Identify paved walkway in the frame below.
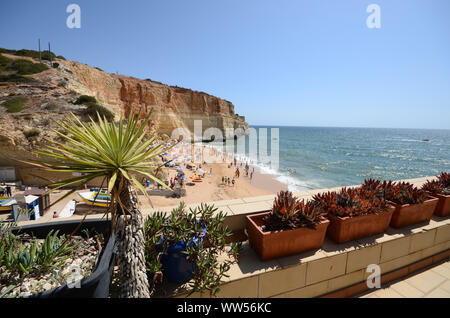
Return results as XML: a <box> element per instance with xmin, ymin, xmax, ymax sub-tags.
<box><xmin>358</xmin><ymin>259</ymin><xmax>450</xmax><ymax>298</ymax></box>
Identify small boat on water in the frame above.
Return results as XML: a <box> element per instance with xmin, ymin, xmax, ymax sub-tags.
<box><xmin>78</xmin><ymin>189</ymin><xmax>111</xmax><ymax>207</ymax></box>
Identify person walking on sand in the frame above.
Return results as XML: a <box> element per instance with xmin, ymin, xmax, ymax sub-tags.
<box><xmin>232</xmin><ymin>178</ymin><xmax>235</xmax><ymax>187</ymax></box>
<box><xmin>227</xmin><ymin>177</ymin><xmax>231</xmax><ymax>187</ymax></box>
<box><xmin>6</xmin><ymin>185</ymin><xmax>12</xmax><ymax>197</ymax></box>
<box><xmin>250</xmin><ymin>171</ymin><xmax>254</xmax><ymax>182</ymax></box>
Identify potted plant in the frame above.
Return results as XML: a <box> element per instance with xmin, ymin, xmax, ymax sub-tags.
<box><xmin>313</xmin><ymin>181</ymin><xmax>395</xmax><ymax>243</ymax></box>
<box><xmin>246</xmin><ymin>191</ymin><xmax>329</xmax><ymax>261</ymax></box>
<box><xmin>422</xmin><ymin>172</ymin><xmax>450</xmax><ymax>217</ymax></box>
<box><xmin>383</xmin><ymin>181</ymin><xmax>438</xmax><ymax>228</ymax></box>
<box><xmin>143</xmin><ymin>202</ymin><xmax>240</xmax><ymax>297</ymax></box>
<box><xmin>1</xmin><ymin>218</ymin><xmax>114</xmax><ymax>298</ymax></box>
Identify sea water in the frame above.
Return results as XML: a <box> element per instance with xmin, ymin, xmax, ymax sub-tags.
<box><xmin>217</xmin><ymin>126</ymin><xmax>450</xmax><ymax>192</ymax></box>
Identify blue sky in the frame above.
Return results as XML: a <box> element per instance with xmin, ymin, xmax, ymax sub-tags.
<box><xmin>1</xmin><ymin>0</ymin><xmax>449</xmax><ymax>129</ymax></box>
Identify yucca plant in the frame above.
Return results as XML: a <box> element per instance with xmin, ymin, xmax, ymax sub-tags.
<box><xmin>29</xmin><ymin>111</ymin><xmax>172</xmax><ymax>298</ymax></box>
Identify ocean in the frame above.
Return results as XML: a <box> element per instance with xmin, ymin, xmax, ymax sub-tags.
<box><xmin>217</xmin><ymin>126</ymin><xmax>450</xmax><ymax>192</ymax></box>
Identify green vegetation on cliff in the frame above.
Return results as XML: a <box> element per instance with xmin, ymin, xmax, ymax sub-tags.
<box><xmin>0</xmin><ymin>48</ymin><xmax>62</xmax><ymax>61</ymax></box>
<box><xmin>0</xmin><ymin>53</ymin><xmax>49</xmax><ymax>82</ymax></box>
<box><xmin>74</xmin><ymin>95</ymin><xmax>114</xmax><ymax>122</ymax></box>
<box><xmin>2</xmin><ymin>97</ymin><xmax>27</xmax><ymax>113</ymax></box>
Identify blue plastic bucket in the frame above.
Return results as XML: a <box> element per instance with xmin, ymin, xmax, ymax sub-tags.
<box><xmin>158</xmin><ymin>226</ymin><xmax>207</xmax><ymax>283</ymax></box>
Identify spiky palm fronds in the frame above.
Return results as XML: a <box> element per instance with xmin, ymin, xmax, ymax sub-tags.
<box><xmin>30</xmin><ymin>111</ymin><xmax>172</xmax><ymax>216</ymax></box>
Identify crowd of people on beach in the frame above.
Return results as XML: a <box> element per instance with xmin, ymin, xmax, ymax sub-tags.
<box><xmin>144</xmin><ymin>140</ymin><xmax>261</xmax><ymax>197</ymax></box>
<box><xmin>221</xmin><ymin>157</ymin><xmax>256</xmax><ymax>188</ymax></box>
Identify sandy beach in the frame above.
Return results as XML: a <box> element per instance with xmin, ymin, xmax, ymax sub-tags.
<box><xmin>138</xmin><ymin>142</ymin><xmax>288</xmax><ymax>209</ymax></box>
<box><xmin>141</xmin><ymin>160</ymin><xmax>287</xmax><ymax>209</ymax></box>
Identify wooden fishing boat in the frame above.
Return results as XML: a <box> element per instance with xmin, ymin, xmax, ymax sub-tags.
<box><xmin>78</xmin><ymin>190</ymin><xmax>111</xmax><ymax>207</ymax></box>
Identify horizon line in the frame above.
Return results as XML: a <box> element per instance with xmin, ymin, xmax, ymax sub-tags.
<box><xmin>248</xmin><ymin>124</ymin><xmax>450</xmax><ymax>131</ymax></box>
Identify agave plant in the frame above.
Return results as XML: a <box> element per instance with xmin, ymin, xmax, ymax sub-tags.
<box><xmin>422</xmin><ymin>172</ymin><xmax>450</xmax><ymax>195</ymax></box>
<box><xmin>263</xmin><ymin>191</ymin><xmax>324</xmax><ymax>231</ymax></box>
<box><xmin>29</xmin><ymin>111</ymin><xmax>172</xmax><ymax>298</ymax></box>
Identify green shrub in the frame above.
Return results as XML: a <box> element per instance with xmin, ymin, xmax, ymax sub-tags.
<box><xmin>0</xmin><ymin>54</ymin><xmax>11</xmax><ymax>67</ymax></box>
<box><xmin>84</xmin><ymin>102</ymin><xmax>114</xmax><ymax>121</ymax></box>
<box><xmin>7</xmin><ymin>59</ymin><xmax>48</xmax><ymax>75</ymax></box>
<box><xmin>0</xmin><ymin>48</ymin><xmax>60</xmax><ymax>61</ymax></box>
<box><xmin>8</xmin><ymin>92</ymin><xmax>16</xmax><ymax>96</ymax></box>
<box><xmin>143</xmin><ymin>203</ymin><xmax>241</xmax><ymax>296</ymax></box>
<box><xmin>74</xmin><ymin>95</ymin><xmax>97</xmax><ymax>105</ymax></box>
<box><xmin>23</xmin><ymin>129</ymin><xmax>41</xmax><ymax>139</ymax></box>
<box><xmin>2</xmin><ymin>97</ymin><xmax>27</xmax><ymax>113</ymax></box>
<box><xmin>52</xmin><ymin>62</ymin><xmax>59</xmax><ymax>68</ymax></box>
<box><xmin>0</xmin><ymin>74</ymin><xmax>32</xmax><ymax>83</ymax></box>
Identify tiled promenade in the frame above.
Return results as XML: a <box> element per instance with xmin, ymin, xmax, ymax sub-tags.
<box><xmin>358</xmin><ymin>259</ymin><xmax>450</xmax><ymax>298</ymax></box>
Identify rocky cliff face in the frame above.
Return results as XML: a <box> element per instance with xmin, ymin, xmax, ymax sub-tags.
<box><xmin>0</xmin><ymin>54</ymin><xmax>248</xmax><ymax>162</ymax></box>
<box><xmin>61</xmin><ymin>60</ymin><xmax>248</xmax><ymax>140</ymax></box>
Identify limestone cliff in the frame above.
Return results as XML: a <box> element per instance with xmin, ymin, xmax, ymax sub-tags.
<box><xmin>59</xmin><ymin>60</ymin><xmax>248</xmax><ymax>140</ymax></box>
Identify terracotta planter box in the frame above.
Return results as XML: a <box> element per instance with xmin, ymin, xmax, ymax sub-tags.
<box><xmin>246</xmin><ymin>212</ymin><xmax>329</xmax><ymax>261</ymax></box>
<box><xmin>389</xmin><ymin>197</ymin><xmax>439</xmax><ymax>228</ymax></box>
<box><xmin>431</xmin><ymin>193</ymin><xmax>450</xmax><ymax>217</ymax></box>
<box><xmin>326</xmin><ymin>206</ymin><xmax>395</xmax><ymax>244</ymax></box>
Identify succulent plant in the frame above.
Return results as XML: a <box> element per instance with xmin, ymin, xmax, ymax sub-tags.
<box><xmin>312</xmin><ymin>186</ymin><xmax>390</xmax><ymax>218</ymax></box>
<box><xmin>263</xmin><ymin>191</ymin><xmax>324</xmax><ymax>231</ymax></box>
<box><xmin>0</xmin><ymin>222</ymin><xmax>77</xmax><ymax>277</ymax></box>
<box><xmin>384</xmin><ymin>181</ymin><xmax>428</xmax><ymax>205</ymax></box>
<box><xmin>361</xmin><ymin>178</ymin><xmax>385</xmax><ymax>200</ymax></box>
<box><xmin>272</xmin><ymin>191</ymin><xmax>301</xmax><ymax>222</ymax></box>
<box><xmin>422</xmin><ymin>172</ymin><xmax>450</xmax><ymax>195</ymax></box>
